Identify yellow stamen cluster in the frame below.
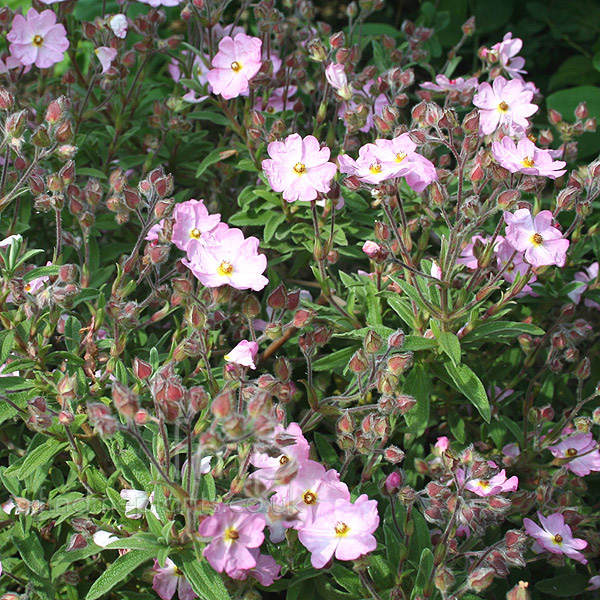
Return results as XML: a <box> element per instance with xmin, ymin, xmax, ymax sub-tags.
<box><xmin>553</xmin><ymin>534</ymin><xmax>563</xmax><ymax>544</ymax></box>
<box><xmin>190</xmin><ymin>228</ymin><xmax>201</xmax><ymax>239</ymax></box>
<box><xmin>32</xmin><ymin>34</ymin><xmax>44</xmax><ymax>47</ymax></box>
<box><xmin>334</xmin><ymin>521</ymin><xmax>350</xmax><ymax>536</ymax></box>
<box><xmin>497</xmin><ymin>101</ymin><xmax>509</xmax><ymax>113</ymax></box>
<box><xmin>224</xmin><ymin>527</ymin><xmax>240</xmax><ymax>541</ymax></box>
<box><xmin>566</xmin><ymin>448</ymin><xmax>578</xmax><ymax>457</ymax></box>
<box><xmin>217</xmin><ymin>260</ymin><xmax>234</xmax><ymax>277</ymax></box>
<box><xmin>521</xmin><ymin>156</ymin><xmax>535</xmax><ymax>168</ymax></box>
<box><xmin>303</xmin><ymin>491</ymin><xmax>317</xmax><ymax>505</ymax></box>
<box><xmin>369</xmin><ymin>163</ymin><xmax>382</xmax><ymax>174</ymax></box>
<box><xmin>230</xmin><ymin>61</ymin><xmax>242</xmax><ymax>72</ymax></box>
<box><xmin>531</xmin><ymin>233</ymin><xmax>543</xmax><ymax>246</ymax></box>
<box><xmin>293</xmin><ymin>162</ymin><xmax>306</xmax><ymax>174</ymax></box>
<box><xmin>395</xmin><ymin>152</ymin><xmax>407</xmax><ymax>163</ymax></box>
<box><xmin>279</xmin><ymin>455</ymin><xmax>289</xmax><ymax>465</ymax></box>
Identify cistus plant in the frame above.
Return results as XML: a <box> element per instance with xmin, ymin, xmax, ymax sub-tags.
<box><xmin>0</xmin><ymin>0</ymin><xmax>598</xmax><ymax>599</ymax></box>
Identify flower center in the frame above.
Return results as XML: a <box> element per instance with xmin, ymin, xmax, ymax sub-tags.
<box><xmin>334</xmin><ymin>521</ymin><xmax>350</xmax><ymax>536</ymax></box>
<box><xmin>190</xmin><ymin>228</ymin><xmax>201</xmax><ymax>239</ymax></box>
<box><xmin>230</xmin><ymin>61</ymin><xmax>242</xmax><ymax>72</ymax></box>
<box><xmin>174</xmin><ymin>567</ymin><xmax>184</xmax><ymax>576</ymax></box>
<box><xmin>25</xmin><ymin>283</ymin><xmax>31</xmax><ymax>292</ymax></box>
<box><xmin>217</xmin><ymin>260</ymin><xmax>234</xmax><ymax>277</ymax></box>
<box><xmin>478</xmin><ymin>480</ymin><xmax>490</xmax><ymax>489</ymax></box>
<box><xmin>267</xmin><ymin>106</ymin><xmax>275</xmax><ymax>113</ymax></box>
<box><xmin>553</xmin><ymin>534</ymin><xmax>563</xmax><ymax>544</ymax></box>
<box><xmin>293</xmin><ymin>162</ymin><xmax>306</xmax><ymax>174</ymax></box>
<box><xmin>497</xmin><ymin>101</ymin><xmax>509</xmax><ymax>113</ymax></box>
<box><xmin>531</xmin><ymin>233</ymin><xmax>544</xmax><ymax>246</ymax></box>
<box><xmin>303</xmin><ymin>491</ymin><xmax>317</xmax><ymax>505</ymax></box>
<box><xmin>32</xmin><ymin>34</ymin><xmax>44</xmax><ymax>47</ymax></box>
<box><xmin>566</xmin><ymin>448</ymin><xmax>578</xmax><ymax>457</ymax></box>
<box><xmin>224</xmin><ymin>527</ymin><xmax>239</xmax><ymax>541</ymax></box>
<box><xmin>279</xmin><ymin>455</ymin><xmax>289</xmax><ymax>465</ymax></box>
<box><xmin>521</xmin><ymin>156</ymin><xmax>535</xmax><ymax>168</ymax></box>
<box><xmin>369</xmin><ymin>162</ymin><xmax>382</xmax><ymax>174</ymax></box>
<box><xmin>395</xmin><ymin>152</ymin><xmax>407</xmax><ymax>163</ymax></box>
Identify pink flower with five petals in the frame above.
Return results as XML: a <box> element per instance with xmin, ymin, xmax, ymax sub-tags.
<box><xmin>152</xmin><ymin>558</ymin><xmax>197</xmax><ymax>600</ymax></box>
<box><xmin>171</xmin><ymin>199</ymin><xmax>224</xmax><ymax>253</ymax></box>
<box><xmin>225</xmin><ymin>340</ymin><xmax>259</xmax><ymax>370</ymax></box>
<box><xmin>548</xmin><ymin>433</ymin><xmax>600</xmax><ymax>477</ymax></box>
<box><xmin>491</xmin><ymin>137</ymin><xmax>566</xmax><ymax>178</ymax></box>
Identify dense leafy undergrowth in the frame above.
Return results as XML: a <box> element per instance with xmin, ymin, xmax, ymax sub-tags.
<box><xmin>0</xmin><ymin>0</ymin><xmax>599</xmax><ymax>599</ymax></box>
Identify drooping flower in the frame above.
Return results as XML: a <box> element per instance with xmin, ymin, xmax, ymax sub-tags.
<box><xmin>473</xmin><ymin>76</ymin><xmax>538</xmax><ymax>135</ymax></box>
<box><xmin>7</xmin><ymin>9</ymin><xmax>69</xmax><ymax>69</ymax></box>
<box><xmin>171</xmin><ymin>199</ymin><xmax>224</xmax><ymax>253</ymax></box>
<box><xmin>548</xmin><ymin>433</ymin><xmax>600</xmax><ymax>477</ymax></box>
<box><xmin>152</xmin><ymin>558</ymin><xmax>197</xmax><ymax>600</ymax></box>
<box><xmin>503</xmin><ymin>209</ymin><xmax>569</xmax><ymax>268</ymax></box>
<box><xmin>198</xmin><ymin>505</ymin><xmax>266</xmax><ymax>577</ymax></box>
<box><xmin>109</xmin><ymin>14</ymin><xmax>128</xmax><ymax>39</ymax></box>
<box><xmin>298</xmin><ymin>495</ymin><xmax>379</xmax><ymax>568</ymax></box>
<box><xmin>168</xmin><ymin>51</ymin><xmax>211</xmax><ymax>103</ymax></box>
<box><xmin>567</xmin><ymin>262</ymin><xmax>600</xmax><ymax>309</ymax></box>
<box><xmin>325</xmin><ymin>63</ymin><xmax>352</xmax><ymax>100</ymax></box>
<box><xmin>120</xmin><ymin>489</ymin><xmax>157</xmax><ymax>519</ymax></box>
<box><xmin>92</xmin><ymin>530</ymin><xmax>119</xmax><ymax>548</ymax></box>
<box><xmin>493</xmin><ymin>33</ymin><xmax>527</xmax><ymax>80</ymax></box>
<box><xmin>262</xmin><ymin>134</ymin><xmax>337</xmax><ymax>202</ymax></box>
<box><xmin>491</xmin><ymin>137</ymin><xmax>566</xmax><ymax>178</ymax></box>
<box><xmin>457</xmin><ymin>235</ymin><xmax>494</xmax><ymax>270</ymax></box>
<box><xmin>338</xmin><ymin>80</ymin><xmax>388</xmax><ymax>133</ymax></box>
<box><xmin>228</xmin><ymin>549</ymin><xmax>282</xmax><ymax>585</ymax></box>
<box><xmin>207</xmin><ymin>33</ymin><xmax>262</xmax><ymax>100</ymax></box>
<box><xmin>225</xmin><ymin>340</ymin><xmax>259</xmax><ymax>370</ymax></box>
<box><xmin>523</xmin><ymin>512</ymin><xmax>587</xmax><ymax>564</ymax></box>
<box><xmin>0</xmin><ymin>234</ymin><xmax>22</xmax><ymax>248</ymax></box>
<box><xmin>587</xmin><ymin>576</ymin><xmax>600</xmax><ymax>591</ymax></box>
<box><xmin>95</xmin><ymin>46</ymin><xmax>117</xmax><ymax>74</ymax></box>
<box><xmin>145</xmin><ymin>219</ymin><xmax>165</xmax><ymax>242</ymax></box>
<box><xmin>212</xmin><ymin>24</ymin><xmax>246</xmax><ymax>44</ymax></box>
<box><xmin>435</xmin><ymin>436</ymin><xmax>449</xmax><ymax>452</ymax></box>
<box><xmin>502</xmin><ymin>443</ymin><xmax>521</xmax><ymax>466</ymax></box>
<box><xmin>420</xmin><ymin>74</ymin><xmax>478</xmax><ymax>93</ymax></box>
<box><xmin>183</xmin><ymin>228</ymin><xmax>268</xmax><ymax>291</ymax></box>
<box><xmin>271</xmin><ymin>460</ymin><xmax>350</xmax><ymax>527</ymax></box>
<box><xmin>254</xmin><ymin>86</ymin><xmax>297</xmax><ymax>113</ymax></box>
<box><xmin>464</xmin><ymin>469</ymin><xmax>518</xmax><ymax>496</ymax></box>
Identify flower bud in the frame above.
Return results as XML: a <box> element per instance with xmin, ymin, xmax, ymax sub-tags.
<box><xmin>0</xmin><ymin>88</ymin><xmax>14</xmax><ymax>110</ymax></box>
<box><xmin>383</xmin><ymin>471</ymin><xmax>402</xmax><ymax>495</ymax></box>
<box><xmin>267</xmin><ymin>283</ymin><xmax>287</xmax><ymax>310</ymax></box>
<box><xmin>575</xmin><ymin>102</ymin><xmax>588</xmax><ymax>120</ymax></box>
<box><xmin>112</xmin><ymin>382</ymin><xmax>139</xmax><ymax>417</ymax></box>
<box><xmin>548</xmin><ymin>108</ymin><xmax>562</xmax><ymax>125</ymax></box>
<box><xmin>348</xmin><ymin>349</ymin><xmax>368</xmax><ymax>373</ymax></box>
<box><xmin>364</xmin><ymin>329</ymin><xmax>383</xmax><ymax>353</ymax></box>
<box><xmin>467</xmin><ymin>567</ymin><xmax>495</xmax><ymax>592</ymax></box>
<box><xmin>384</xmin><ymin>445</ymin><xmax>405</xmax><ymax>463</ymax></box>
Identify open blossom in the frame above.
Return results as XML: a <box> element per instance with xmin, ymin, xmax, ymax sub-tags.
<box><xmin>137</xmin><ymin>0</ymin><xmax>182</xmax><ymax>6</ymax></box>
<box><xmin>183</xmin><ymin>228</ymin><xmax>268</xmax><ymax>291</ymax></box>
<box><xmin>199</xmin><ymin>505</ymin><xmax>266</xmax><ymax>577</ymax></box>
<box><xmin>493</xmin><ymin>33</ymin><xmax>526</xmax><ymax>80</ymax></box>
<box><xmin>172</xmin><ymin>199</ymin><xmax>224</xmax><ymax>252</ymax></box>
<box><xmin>7</xmin><ymin>9</ymin><xmax>69</xmax><ymax>69</ymax></box>
<box><xmin>152</xmin><ymin>558</ymin><xmax>196</xmax><ymax>600</ymax></box>
<box><xmin>495</xmin><ymin>237</ymin><xmax>537</xmax><ymax>294</ymax></box>
<box><xmin>524</xmin><ymin>512</ymin><xmax>587</xmax><ymax>564</ymax></box>
<box><xmin>109</xmin><ymin>14</ymin><xmax>128</xmax><ymax>38</ymax></box>
<box><xmin>504</xmin><ymin>209</ymin><xmax>569</xmax><ymax>268</ymax></box>
<box><xmin>491</xmin><ymin>137</ymin><xmax>566</xmax><ymax>178</ymax></box>
<box><xmin>548</xmin><ymin>433</ymin><xmax>600</xmax><ymax>477</ymax></box>
<box><xmin>262</xmin><ymin>134</ymin><xmax>337</xmax><ymax>202</ymax></box>
<box><xmin>168</xmin><ymin>51</ymin><xmax>211</xmax><ymax>103</ymax></box>
<box><xmin>464</xmin><ymin>469</ymin><xmax>518</xmax><ymax>496</ymax></box>
<box><xmin>207</xmin><ymin>33</ymin><xmax>262</xmax><ymax>100</ymax></box>
<box><xmin>298</xmin><ymin>495</ymin><xmax>379</xmax><ymax>568</ymax></box>
<box><xmin>473</xmin><ymin>76</ymin><xmax>538</xmax><ymax>135</ymax></box>
<box><xmin>420</xmin><ymin>74</ymin><xmax>478</xmax><ymax>93</ymax></box>
<box><xmin>271</xmin><ymin>460</ymin><xmax>350</xmax><ymax>527</ymax></box>
<box><xmin>95</xmin><ymin>47</ymin><xmax>117</xmax><ymax>74</ymax></box>
<box><xmin>568</xmin><ymin>262</ymin><xmax>600</xmax><ymax>309</ymax></box>
<box><xmin>120</xmin><ymin>489</ymin><xmax>157</xmax><ymax>519</ymax></box>
<box><xmin>225</xmin><ymin>340</ymin><xmax>259</xmax><ymax>369</ymax></box>
<box><xmin>228</xmin><ymin>549</ymin><xmax>281</xmax><ymax>585</ymax></box>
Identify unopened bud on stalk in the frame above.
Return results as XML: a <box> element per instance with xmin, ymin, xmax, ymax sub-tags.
<box><xmin>364</xmin><ymin>329</ymin><xmax>383</xmax><ymax>353</ymax></box>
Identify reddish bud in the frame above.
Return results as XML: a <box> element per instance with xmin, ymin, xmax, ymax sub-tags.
<box><xmin>384</xmin><ymin>446</ymin><xmax>405</xmax><ymax>463</ymax></box>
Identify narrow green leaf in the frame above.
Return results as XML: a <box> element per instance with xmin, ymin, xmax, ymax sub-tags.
<box><xmin>195</xmin><ymin>147</ymin><xmax>237</xmax><ymax>178</ymax></box>
<box><xmin>312</xmin><ymin>346</ymin><xmax>357</xmax><ymax>372</ymax></box>
<box><xmin>173</xmin><ymin>551</ymin><xmax>231</xmax><ymax>600</ymax></box>
<box><xmin>403</xmin><ymin>363</ymin><xmax>432</xmax><ymax>436</ymax></box>
<box><xmin>444</xmin><ymin>361</ymin><xmax>490</xmax><ymax>422</ymax></box>
<box><xmin>18</xmin><ymin>439</ymin><xmax>68</xmax><ymax>479</ymax></box>
<box><xmin>0</xmin><ymin>329</ymin><xmax>16</xmax><ymax>365</ymax></box>
<box><xmin>462</xmin><ymin>321</ymin><xmax>544</xmax><ymax>345</ymax></box>
<box><xmin>434</xmin><ymin>327</ymin><xmax>461</xmax><ymax>366</ymax></box>
<box><xmin>86</xmin><ymin>549</ymin><xmax>156</xmax><ymax>600</ymax></box>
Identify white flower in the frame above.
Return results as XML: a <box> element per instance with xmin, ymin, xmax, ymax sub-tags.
<box><xmin>93</xmin><ymin>530</ymin><xmax>119</xmax><ymax>548</ymax></box>
<box><xmin>109</xmin><ymin>14</ymin><xmax>128</xmax><ymax>39</ymax></box>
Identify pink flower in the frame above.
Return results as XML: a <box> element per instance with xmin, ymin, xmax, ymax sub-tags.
<box><xmin>502</xmin><ymin>443</ymin><xmax>521</xmax><ymax>466</ymax></box>
<box><xmin>492</xmin><ymin>137</ymin><xmax>566</xmax><ymax>178</ymax></box>
<box><xmin>136</xmin><ymin>0</ymin><xmax>182</xmax><ymax>6</ymax></box>
<box><xmin>225</xmin><ymin>340</ymin><xmax>259</xmax><ymax>369</ymax></box>
<box><xmin>464</xmin><ymin>469</ymin><xmax>518</xmax><ymax>496</ymax></box>
<box><xmin>568</xmin><ymin>262</ymin><xmax>600</xmax><ymax>309</ymax></box>
<box><xmin>430</xmin><ymin>261</ymin><xmax>442</xmax><ymax>280</ymax></box>
<box><xmin>457</xmin><ymin>235</ymin><xmax>495</xmax><ymax>270</ymax></box>
<box><xmin>503</xmin><ymin>209</ymin><xmax>569</xmax><ymax>268</ymax></box>
<box><xmin>152</xmin><ymin>558</ymin><xmax>197</xmax><ymax>600</ymax></box>
<box><xmin>271</xmin><ymin>460</ymin><xmax>350</xmax><ymax>527</ymax></box>
<box><xmin>495</xmin><ymin>237</ymin><xmax>537</xmax><ymax>294</ymax></box>
<box><xmin>250</xmin><ymin>423</ymin><xmax>310</xmax><ymax>485</ymax></box>
<box><xmin>493</xmin><ymin>33</ymin><xmax>526</xmax><ymax>80</ymax></box>
<box><xmin>168</xmin><ymin>52</ymin><xmax>211</xmax><ymax>103</ymax></box>
<box><xmin>199</xmin><ymin>505</ymin><xmax>266</xmax><ymax>576</ymax></box>
<box><xmin>92</xmin><ymin>531</ymin><xmax>119</xmax><ymax>548</ymax></box>
<box><xmin>109</xmin><ymin>15</ymin><xmax>128</xmax><ymax>39</ymax></box>
<box><xmin>254</xmin><ymin>86</ymin><xmax>297</xmax><ymax>113</ymax></box>
<box><xmin>435</xmin><ymin>436</ymin><xmax>449</xmax><ymax>452</ymax></box>
<box><xmin>172</xmin><ymin>199</ymin><xmax>224</xmax><ymax>253</ymax></box>
<box><xmin>523</xmin><ymin>512</ymin><xmax>587</xmax><ymax>564</ymax></box>
<box><xmin>207</xmin><ymin>33</ymin><xmax>262</xmax><ymax>100</ymax></box>
<box><xmin>120</xmin><ymin>489</ymin><xmax>155</xmax><ymax>519</ymax></box>
<box><xmin>587</xmin><ymin>576</ymin><xmax>600</xmax><ymax>591</ymax></box>
<box><xmin>7</xmin><ymin>9</ymin><xmax>69</xmax><ymax>69</ymax></box>
<box><xmin>298</xmin><ymin>494</ymin><xmax>379</xmax><ymax>568</ymax></box>
<box><xmin>473</xmin><ymin>76</ymin><xmax>538</xmax><ymax>135</ymax></box>
<box><xmin>183</xmin><ymin>228</ymin><xmax>268</xmax><ymax>291</ymax></box>
<box><xmin>262</xmin><ymin>134</ymin><xmax>337</xmax><ymax>202</ymax></box>
<box><xmin>227</xmin><ymin>548</ymin><xmax>281</xmax><ymax>585</ymax></box>
<box><xmin>548</xmin><ymin>433</ymin><xmax>600</xmax><ymax>477</ymax></box>
<box><xmin>212</xmin><ymin>24</ymin><xmax>245</xmax><ymax>44</ymax></box>
<box><xmin>420</xmin><ymin>74</ymin><xmax>478</xmax><ymax>93</ymax></box>
<box><xmin>326</xmin><ymin>63</ymin><xmax>352</xmax><ymax>100</ymax></box>
<box><xmin>339</xmin><ymin>144</ymin><xmax>394</xmax><ymax>185</ymax></box>
<box><xmin>95</xmin><ymin>46</ymin><xmax>117</xmax><ymax>74</ymax></box>
<box><xmin>362</xmin><ymin>241</ymin><xmax>383</xmax><ymax>259</ymax></box>
<box><xmin>145</xmin><ymin>219</ymin><xmax>165</xmax><ymax>242</ymax></box>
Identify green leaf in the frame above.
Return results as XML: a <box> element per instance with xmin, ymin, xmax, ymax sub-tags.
<box><xmin>0</xmin><ymin>329</ymin><xmax>16</xmax><ymax>365</ymax></box>
<box><xmin>403</xmin><ymin>363</ymin><xmax>432</xmax><ymax>436</ymax></box>
<box><xmin>195</xmin><ymin>147</ymin><xmax>237</xmax><ymax>178</ymax></box>
<box><xmin>461</xmin><ymin>321</ymin><xmax>544</xmax><ymax>345</ymax></box>
<box><xmin>172</xmin><ymin>552</ymin><xmax>231</xmax><ymax>600</ymax></box>
<box><xmin>23</xmin><ymin>265</ymin><xmax>60</xmax><ymax>282</ymax></box>
<box><xmin>443</xmin><ymin>361</ymin><xmax>490</xmax><ymax>422</ymax></box>
<box><xmin>431</xmin><ymin>321</ymin><xmax>461</xmax><ymax>366</ymax></box>
<box><xmin>413</xmin><ymin>548</ymin><xmax>434</xmax><ymax>597</ymax></box>
<box><xmin>77</xmin><ymin>167</ymin><xmax>108</xmax><ymax>180</ymax></box>
<box><xmin>264</xmin><ymin>212</ymin><xmax>286</xmax><ymax>243</ymax></box>
<box><xmin>188</xmin><ymin>110</ymin><xmax>232</xmax><ymax>127</ymax></box>
<box><xmin>18</xmin><ymin>439</ymin><xmax>69</xmax><ymax>479</ymax></box>
<box><xmin>312</xmin><ymin>346</ymin><xmax>357</xmax><ymax>372</ymax></box>
<box><xmin>534</xmin><ymin>574</ymin><xmax>590</xmax><ymax>596</ymax></box>
<box><xmin>86</xmin><ymin>549</ymin><xmax>157</xmax><ymax>600</ymax></box>
<box><xmin>314</xmin><ymin>432</ymin><xmax>339</xmax><ymax>466</ymax></box>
